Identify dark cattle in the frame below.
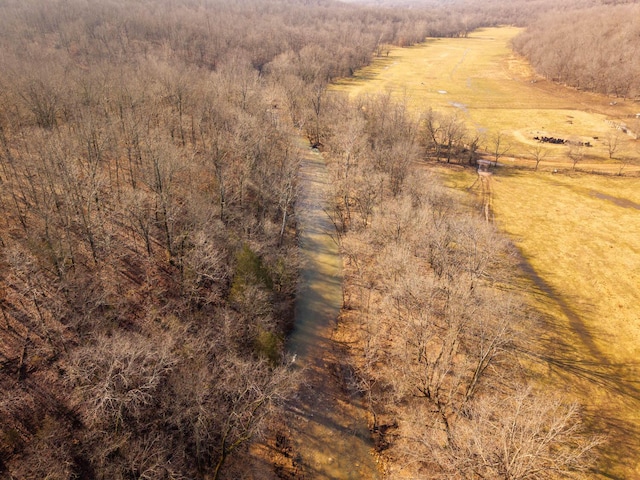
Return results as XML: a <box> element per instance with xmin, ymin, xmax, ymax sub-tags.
<box><xmin>536</xmin><ymin>136</ymin><xmax>566</xmax><ymax>144</ymax></box>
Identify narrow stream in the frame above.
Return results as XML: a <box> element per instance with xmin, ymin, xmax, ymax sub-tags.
<box><xmin>284</xmin><ymin>142</ymin><xmax>380</xmax><ymax>479</ymax></box>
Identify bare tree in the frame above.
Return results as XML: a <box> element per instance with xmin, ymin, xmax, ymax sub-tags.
<box><xmin>18</xmin><ymin>76</ymin><xmax>62</xmax><ymax>129</ymax></box>
<box><xmin>421</xmin><ymin>110</ymin><xmax>468</xmax><ymax>163</ymax></box>
<box><xmin>441</xmin><ymin>113</ymin><xmax>467</xmax><ymax>164</ymax></box>
<box><xmin>464</xmin><ymin>130</ymin><xmax>484</xmax><ymax>166</ymax></box>
<box><xmin>329</xmin><ymin>109</ymin><xmax>368</xmax><ymax>229</ymax></box>
<box><xmin>528</xmin><ymin>144</ymin><xmax>547</xmax><ymax>171</ymax></box>
<box><xmin>456</xmin><ymin>387</ymin><xmax>603</xmax><ymax>479</ymax></box>
<box><xmin>308</xmin><ymin>80</ymin><xmax>327</xmax><ymax>149</ymax></box>
<box><xmin>66</xmin><ymin>332</ymin><xmax>175</xmax><ymax>429</ymax></box>
<box><xmin>568</xmin><ymin>142</ymin><xmax>584</xmax><ymax>171</ymax></box>
<box><xmin>421</xmin><ymin>108</ymin><xmax>444</xmax><ymax>161</ymax></box>
<box><xmin>605</xmin><ymin>130</ymin><xmax>622</xmax><ymax>159</ymax></box>
<box><xmin>490</xmin><ymin>131</ymin><xmax>511</xmax><ymax>167</ymax></box>
<box><xmin>210</xmin><ymin>356</ymin><xmax>297</xmax><ymax>479</ymax></box>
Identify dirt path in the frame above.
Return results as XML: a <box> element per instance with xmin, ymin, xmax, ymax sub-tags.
<box><xmin>479</xmin><ymin>171</ymin><xmax>492</xmax><ymax>222</ymax></box>
<box><xmin>277</xmin><ymin>142</ymin><xmax>380</xmax><ymax>479</ymax></box>
<box><xmin>468</xmin><ymin>168</ymin><xmax>493</xmax><ymax>222</ymax></box>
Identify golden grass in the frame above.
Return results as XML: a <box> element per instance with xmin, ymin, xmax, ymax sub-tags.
<box><xmin>334</xmin><ymin>27</ymin><xmax>640</xmax><ymax>478</ymax></box>
<box><xmin>333</xmin><ymin>27</ymin><xmax>640</xmax><ymax>165</ymax></box>
<box><xmin>465</xmin><ymin>167</ymin><xmax>640</xmax><ymax>478</ymax></box>
<box><xmin>491</xmin><ymin>171</ymin><xmax>640</xmax><ymax>361</ymax></box>
<box><xmin>444</xmin><ymin>168</ymin><xmax>639</xmax><ymax>361</ymax></box>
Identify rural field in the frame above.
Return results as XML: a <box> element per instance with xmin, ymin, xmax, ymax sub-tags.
<box><xmin>333</xmin><ymin>27</ymin><xmax>640</xmax><ymax>478</ymax></box>
<box><xmin>335</xmin><ymin>26</ymin><xmax>640</xmax><ymax>170</ymax></box>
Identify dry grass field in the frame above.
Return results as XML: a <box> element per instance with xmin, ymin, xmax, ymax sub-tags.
<box><xmin>334</xmin><ymin>26</ymin><xmax>640</xmax><ymax>168</ymax></box>
<box><xmin>444</xmin><ymin>166</ymin><xmax>640</xmax><ymax>479</ymax></box>
<box><xmin>333</xmin><ymin>27</ymin><xmax>640</xmax><ymax>478</ymax></box>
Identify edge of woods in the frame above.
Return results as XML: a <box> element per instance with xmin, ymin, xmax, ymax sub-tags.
<box><xmin>1</xmin><ymin>0</ymin><xmax>526</xmax><ymax>478</ymax></box>
<box><xmin>314</xmin><ymin>92</ymin><xmax>607</xmax><ymax>479</ymax></box>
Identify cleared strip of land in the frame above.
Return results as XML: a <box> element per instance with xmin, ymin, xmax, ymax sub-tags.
<box><xmin>283</xmin><ymin>143</ymin><xmax>379</xmax><ymax>479</ymax></box>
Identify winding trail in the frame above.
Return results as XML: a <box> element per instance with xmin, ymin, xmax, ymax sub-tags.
<box><xmin>283</xmin><ymin>141</ymin><xmax>380</xmax><ymax>479</ymax></box>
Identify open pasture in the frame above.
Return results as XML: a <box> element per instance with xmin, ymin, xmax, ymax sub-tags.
<box><xmin>492</xmin><ymin>171</ymin><xmax>640</xmax><ymax>363</ymax></box>
<box><xmin>334</xmin><ymin>27</ymin><xmax>640</xmax><ymax>170</ymax></box>
<box><xmin>335</xmin><ymin>26</ymin><xmax>640</xmax><ymax>478</ymax></box>
<box><xmin>443</xmin><ymin>165</ymin><xmax>640</xmax><ymax>478</ymax></box>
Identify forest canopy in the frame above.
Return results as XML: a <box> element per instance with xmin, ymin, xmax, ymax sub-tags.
<box><xmin>0</xmin><ymin>0</ymin><xmax>635</xmax><ymax>478</ymax></box>
<box><xmin>0</xmin><ymin>1</ymin><xmax>470</xmax><ymax>478</ymax></box>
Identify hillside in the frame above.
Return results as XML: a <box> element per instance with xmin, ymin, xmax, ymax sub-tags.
<box><xmin>1</xmin><ymin>0</ymin><xmax>638</xmax><ymax>478</ymax></box>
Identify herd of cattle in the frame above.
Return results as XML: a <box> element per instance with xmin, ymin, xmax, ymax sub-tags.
<box><xmin>533</xmin><ymin>135</ymin><xmax>592</xmax><ymax>147</ymax></box>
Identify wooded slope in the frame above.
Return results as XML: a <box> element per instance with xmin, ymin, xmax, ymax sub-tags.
<box><xmin>513</xmin><ymin>2</ymin><xmax>640</xmax><ymax>98</ymax></box>
<box><xmin>0</xmin><ymin>0</ymin><xmax>632</xmax><ymax>477</ymax></box>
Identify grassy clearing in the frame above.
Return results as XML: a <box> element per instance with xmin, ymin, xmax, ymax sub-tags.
<box><xmin>456</xmin><ymin>166</ymin><xmax>640</xmax><ymax>478</ymax></box>
<box><xmin>334</xmin><ymin>27</ymin><xmax>640</xmax><ymax>167</ymax></box>
<box><xmin>334</xmin><ymin>27</ymin><xmax>640</xmax><ymax>478</ymax></box>
<box><xmin>441</xmin><ymin>167</ymin><xmax>640</xmax><ymax>364</ymax></box>
<box><xmin>491</xmin><ymin>171</ymin><xmax>640</xmax><ymax>361</ymax></box>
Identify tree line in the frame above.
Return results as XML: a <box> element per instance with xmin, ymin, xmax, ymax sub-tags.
<box><xmin>319</xmin><ymin>92</ymin><xmax>602</xmax><ymax>478</ymax></box>
<box><xmin>512</xmin><ymin>2</ymin><xmax>640</xmax><ymax>98</ymax></box>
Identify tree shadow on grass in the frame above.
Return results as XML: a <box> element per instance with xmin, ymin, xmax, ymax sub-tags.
<box><xmin>512</xmin><ymin>253</ymin><xmax>640</xmax><ymax>478</ymax></box>
<box><xmin>525</xmin><ymin>313</ymin><xmax>640</xmax><ymax>478</ymax></box>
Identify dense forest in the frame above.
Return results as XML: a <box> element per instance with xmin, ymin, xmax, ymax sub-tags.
<box><xmin>512</xmin><ymin>2</ymin><xmax>640</xmax><ymax>98</ymax></box>
<box><xmin>0</xmin><ymin>1</ymin><xmax>465</xmax><ymax>478</ymax></box>
<box><xmin>0</xmin><ymin>0</ymin><xmax>637</xmax><ymax>478</ymax></box>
